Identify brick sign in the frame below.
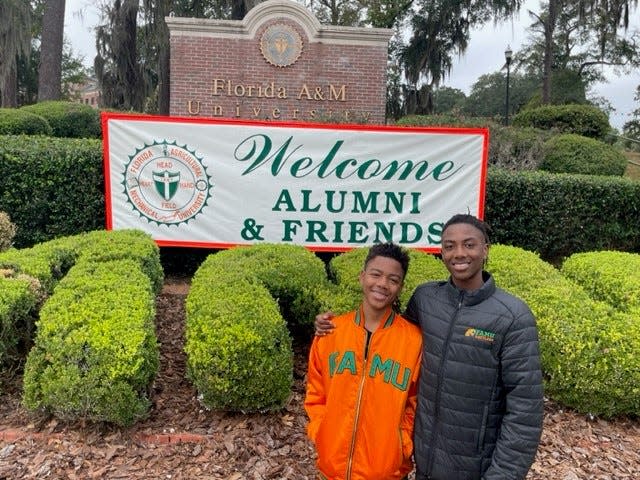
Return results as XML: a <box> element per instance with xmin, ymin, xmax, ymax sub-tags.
<box><xmin>166</xmin><ymin>0</ymin><xmax>393</xmax><ymax>124</ymax></box>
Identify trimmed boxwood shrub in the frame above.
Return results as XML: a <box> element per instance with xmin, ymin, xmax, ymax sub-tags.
<box><xmin>185</xmin><ymin>260</ymin><xmax>293</xmax><ymax>412</ymax></box>
<box><xmin>561</xmin><ymin>251</ymin><xmax>640</xmax><ymax>313</ymax></box>
<box><xmin>0</xmin><ymin>108</ymin><xmax>52</xmax><ymax>136</ymax></box>
<box><xmin>194</xmin><ymin>244</ymin><xmax>329</xmax><ymax>328</ymax></box>
<box><xmin>512</xmin><ymin>104</ymin><xmax>610</xmax><ymax>140</ymax></box>
<box><xmin>73</xmin><ymin>229</ymin><xmax>164</xmax><ymax>295</ymax></box>
<box><xmin>488</xmin><ymin>244</ymin><xmax>640</xmax><ymax>417</ymax></box>
<box><xmin>20</xmin><ymin>101</ymin><xmax>100</xmax><ymax>138</ymax></box>
<box><xmin>22</xmin><ymin>259</ymin><xmax>159</xmax><ymax>426</ymax></box>
<box><xmin>540</xmin><ymin>134</ymin><xmax>627</xmax><ymax>176</ymax></box>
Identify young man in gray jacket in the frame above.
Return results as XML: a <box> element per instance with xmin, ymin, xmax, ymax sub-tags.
<box><xmin>405</xmin><ymin>214</ymin><xmax>543</xmax><ymax>480</ymax></box>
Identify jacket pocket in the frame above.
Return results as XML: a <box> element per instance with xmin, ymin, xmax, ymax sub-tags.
<box><xmin>476</xmin><ymin>403</ymin><xmax>489</xmax><ymax>452</ymax></box>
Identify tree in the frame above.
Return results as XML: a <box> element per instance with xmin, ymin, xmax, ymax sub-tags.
<box><xmin>463</xmin><ymin>71</ymin><xmax>540</xmax><ymax>120</ymax></box>
<box><xmin>399</xmin><ymin>0</ymin><xmax>523</xmax><ymax>115</ymax></box>
<box><xmin>0</xmin><ymin>0</ymin><xmax>32</xmax><ymax>107</ymax></box>
<box><xmin>529</xmin><ymin>0</ymin><xmax>639</xmax><ymax>103</ymax></box>
<box><xmin>622</xmin><ymin>84</ymin><xmax>640</xmax><ymax>150</ymax></box>
<box><xmin>432</xmin><ymin>86</ymin><xmax>466</xmax><ymax>114</ymax></box>
<box><xmin>38</xmin><ymin>0</ymin><xmax>66</xmax><ymax>100</ymax></box>
<box><xmin>95</xmin><ymin>0</ymin><xmax>148</xmax><ymax>111</ymax></box>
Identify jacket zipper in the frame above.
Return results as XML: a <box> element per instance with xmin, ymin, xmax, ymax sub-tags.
<box><xmin>426</xmin><ymin>292</ymin><xmax>464</xmax><ymax>476</ymax></box>
<box><xmin>346</xmin><ymin>329</ymin><xmax>371</xmax><ymax>480</ymax></box>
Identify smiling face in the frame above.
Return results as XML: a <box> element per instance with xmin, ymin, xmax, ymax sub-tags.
<box><xmin>441</xmin><ymin>222</ymin><xmax>488</xmax><ymax>291</ymax></box>
<box><xmin>359</xmin><ymin>255</ymin><xmax>405</xmax><ymax>314</ymax></box>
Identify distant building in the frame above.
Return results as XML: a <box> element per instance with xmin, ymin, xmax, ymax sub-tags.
<box><xmin>69</xmin><ymin>77</ymin><xmax>101</xmax><ymax>108</ymax></box>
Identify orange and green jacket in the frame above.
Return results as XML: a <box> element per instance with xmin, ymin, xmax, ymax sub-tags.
<box><xmin>304</xmin><ymin>306</ymin><xmax>422</xmax><ymax>480</ymax></box>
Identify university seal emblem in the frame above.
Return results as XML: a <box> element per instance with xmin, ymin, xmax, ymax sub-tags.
<box><xmin>122</xmin><ymin>140</ymin><xmax>213</xmax><ymax>226</ymax></box>
<box><xmin>260</xmin><ymin>24</ymin><xmax>303</xmax><ymax>67</ymax></box>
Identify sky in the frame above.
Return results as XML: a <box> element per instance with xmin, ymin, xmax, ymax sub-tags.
<box><xmin>64</xmin><ymin>0</ymin><xmax>639</xmax><ymax>130</ymax></box>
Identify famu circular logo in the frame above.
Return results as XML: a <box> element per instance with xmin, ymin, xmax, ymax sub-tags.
<box><xmin>122</xmin><ymin>140</ymin><xmax>212</xmax><ymax>226</ymax></box>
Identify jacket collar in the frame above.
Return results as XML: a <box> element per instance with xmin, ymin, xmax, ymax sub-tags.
<box><xmin>445</xmin><ymin>271</ymin><xmax>496</xmax><ymax>306</ymax></box>
<box><xmin>354</xmin><ymin>306</ymin><xmax>396</xmax><ymax>330</ymax></box>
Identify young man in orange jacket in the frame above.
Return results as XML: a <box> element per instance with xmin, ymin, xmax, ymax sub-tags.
<box><xmin>304</xmin><ymin>242</ymin><xmax>422</xmax><ymax>480</ymax></box>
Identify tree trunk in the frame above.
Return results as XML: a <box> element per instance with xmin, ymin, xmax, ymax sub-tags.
<box><xmin>542</xmin><ymin>0</ymin><xmax>559</xmax><ymax>104</ymax></box>
<box><xmin>1</xmin><ymin>64</ymin><xmax>18</xmax><ymax>107</ymax></box>
<box><xmin>38</xmin><ymin>0</ymin><xmax>66</xmax><ymax>101</ymax></box>
<box><xmin>156</xmin><ymin>0</ymin><xmax>170</xmax><ymax>114</ymax></box>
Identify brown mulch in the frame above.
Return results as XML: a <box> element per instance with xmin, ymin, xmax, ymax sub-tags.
<box><xmin>1</xmin><ymin>276</ymin><xmax>639</xmax><ymax>479</ymax></box>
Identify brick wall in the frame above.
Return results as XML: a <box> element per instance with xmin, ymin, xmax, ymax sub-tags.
<box><xmin>167</xmin><ymin>1</ymin><xmax>392</xmax><ymax>124</ymax></box>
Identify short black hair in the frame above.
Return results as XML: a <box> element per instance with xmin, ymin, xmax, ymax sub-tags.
<box><xmin>364</xmin><ymin>242</ymin><xmax>410</xmax><ymax>279</ymax></box>
<box><xmin>442</xmin><ymin>214</ymin><xmax>491</xmax><ymax>244</ymax></box>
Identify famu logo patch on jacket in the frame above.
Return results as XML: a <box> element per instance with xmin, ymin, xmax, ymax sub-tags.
<box><xmin>464</xmin><ymin>327</ymin><xmax>496</xmax><ymax>343</ymax></box>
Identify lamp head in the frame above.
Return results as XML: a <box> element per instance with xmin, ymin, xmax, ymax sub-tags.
<box><xmin>505</xmin><ymin>46</ymin><xmax>513</xmax><ymax>64</ymax></box>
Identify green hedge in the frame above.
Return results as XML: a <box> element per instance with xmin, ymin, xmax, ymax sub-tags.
<box><xmin>561</xmin><ymin>251</ymin><xmax>640</xmax><ymax>313</ymax></box>
<box><xmin>0</xmin><ymin>135</ymin><xmax>104</xmax><ymax>247</ymax></box>
<box><xmin>20</xmin><ymin>101</ymin><xmax>101</xmax><ymax>139</ymax></box>
<box><xmin>488</xmin><ymin>244</ymin><xmax>640</xmax><ymax>417</ymax></box>
<box><xmin>194</xmin><ymin>244</ymin><xmax>329</xmax><ymax>329</ymax></box>
<box><xmin>512</xmin><ymin>104</ymin><xmax>610</xmax><ymax>140</ymax></box>
<box><xmin>485</xmin><ymin>168</ymin><xmax>640</xmax><ymax>262</ymax></box>
<box><xmin>0</xmin><ymin>230</ymin><xmax>162</xmax><ymax>424</ymax></box>
<box><xmin>0</xmin><ymin>109</ymin><xmax>52</xmax><ymax>136</ymax></box>
<box><xmin>0</xmin><ymin>277</ymin><xmax>39</xmax><ymax>368</ymax></box>
<box><xmin>22</xmin><ymin>259</ymin><xmax>159</xmax><ymax>426</ymax></box>
<box><xmin>540</xmin><ymin>134</ymin><xmax>627</xmax><ymax>176</ymax></box>
<box><xmin>185</xmin><ymin>249</ymin><xmax>295</xmax><ymax>412</ymax></box>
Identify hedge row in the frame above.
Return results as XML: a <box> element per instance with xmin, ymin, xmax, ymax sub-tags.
<box><xmin>489</xmin><ymin>245</ymin><xmax>640</xmax><ymax>417</ymax></box>
<box><xmin>184</xmin><ymin>244</ymin><xmax>328</xmax><ymax>412</ymax></box>
<box><xmin>561</xmin><ymin>251</ymin><xmax>640</xmax><ymax>314</ymax></box>
<box><xmin>0</xmin><ymin>229</ymin><xmax>162</xmax><ymax>425</ymax></box>
<box><xmin>3</xmin><ymin>234</ymin><xmax>640</xmax><ymax>419</ymax></box>
<box><xmin>485</xmin><ymin>168</ymin><xmax>640</xmax><ymax>262</ymax></box>
<box><xmin>0</xmin><ymin>102</ymin><xmax>101</xmax><ymax>138</ymax></box>
<box><xmin>0</xmin><ymin>135</ymin><xmax>105</xmax><ymax>247</ymax></box>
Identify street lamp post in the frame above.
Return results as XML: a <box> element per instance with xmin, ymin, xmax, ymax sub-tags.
<box><xmin>505</xmin><ymin>46</ymin><xmax>513</xmax><ymax>126</ymax></box>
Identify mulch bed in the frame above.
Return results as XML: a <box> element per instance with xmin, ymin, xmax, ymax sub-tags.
<box><xmin>1</xmin><ymin>276</ymin><xmax>638</xmax><ymax>479</ymax></box>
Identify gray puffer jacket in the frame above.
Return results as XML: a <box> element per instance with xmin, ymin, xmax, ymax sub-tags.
<box><xmin>404</xmin><ymin>273</ymin><xmax>543</xmax><ymax>480</ymax></box>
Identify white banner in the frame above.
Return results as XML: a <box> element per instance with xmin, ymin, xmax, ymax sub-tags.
<box><xmin>103</xmin><ymin>113</ymin><xmax>488</xmax><ymax>252</ymax></box>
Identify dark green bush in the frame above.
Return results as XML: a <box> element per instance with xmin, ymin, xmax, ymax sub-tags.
<box><xmin>488</xmin><ymin>126</ymin><xmax>551</xmax><ymax>170</ymax></box>
<box><xmin>485</xmin><ymin>168</ymin><xmax>640</xmax><ymax>262</ymax></box>
<box><xmin>0</xmin><ymin>109</ymin><xmax>52</xmax><ymax>136</ymax></box>
<box><xmin>0</xmin><ymin>277</ymin><xmax>39</xmax><ymax>368</ymax></box>
<box><xmin>186</xmin><ymin>259</ymin><xmax>293</xmax><ymax>412</ymax></box>
<box><xmin>512</xmin><ymin>104</ymin><xmax>610</xmax><ymax>140</ymax></box>
<box><xmin>20</xmin><ymin>101</ymin><xmax>100</xmax><ymax>138</ymax></box>
<box><xmin>540</xmin><ymin>134</ymin><xmax>627</xmax><ymax>176</ymax></box>
<box><xmin>0</xmin><ymin>135</ymin><xmax>104</xmax><ymax>247</ymax></box>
